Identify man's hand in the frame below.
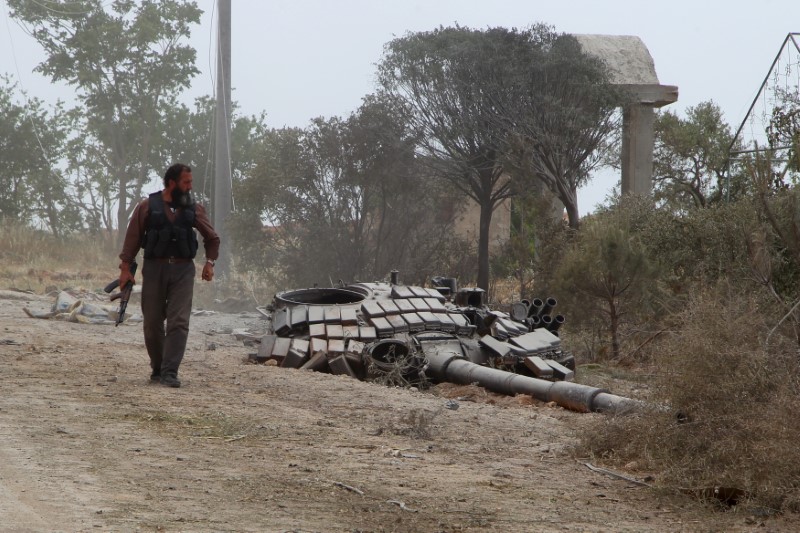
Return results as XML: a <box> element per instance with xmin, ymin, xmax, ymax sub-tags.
<box><xmin>202</xmin><ymin>261</ymin><xmax>214</xmax><ymax>281</ymax></box>
<box><xmin>119</xmin><ymin>263</ymin><xmax>135</xmax><ymax>289</ymax></box>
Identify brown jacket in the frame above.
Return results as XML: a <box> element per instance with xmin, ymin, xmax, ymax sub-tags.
<box><xmin>119</xmin><ymin>194</ymin><xmax>220</xmax><ymax>267</ymax></box>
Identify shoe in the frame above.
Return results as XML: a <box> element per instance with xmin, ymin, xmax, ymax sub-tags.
<box><xmin>150</xmin><ymin>371</ymin><xmax>161</xmax><ymax>382</ymax></box>
<box><xmin>160</xmin><ymin>374</ymin><xmax>181</xmax><ymax>388</ymax></box>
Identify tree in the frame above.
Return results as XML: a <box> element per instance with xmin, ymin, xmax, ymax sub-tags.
<box><xmin>234</xmin><ymin>94</ymin><xmax>458</xmax><ymax>287</ymax></box>
<box><xmin>379</xmin><ymin>25</ymin><xmax>621</xmax><ymax>289</ymax></box>
<box><xmin>8</xmin><ymin>0</ymin><xmax>202</xmax><ymax>242</ymax></box>
<box><xmin>766</xmin><ymin>87</ymin><xmax>800</xmax><ymax>181</ymax></box>
<box><xmin>491</xmin><ymin>31</ymin><xmax>622</xmax><ymax>230</ymax></box>
<box><xmin>490</xmin><ymin>188</ymin><xmax>561</xmax><ymax>300</ymax></box>
<box><xmin>554</xmin><ymin>208</ymin><xmax>660</xmax><ymax>360</ymax></box>
<box><xmin>653</xmin><ymin>101</ymin><xmax>743</xmax><ymax>210</ymax></box>
<box><xmin>159</xmin><ymin>96</ymin><xmax>270</xmax><ymax>214</ymax></box>
<box><xmin>746</xmin><ymin>149</ymin><xmax>800</xmax><ymax>344</ymax></box>
<box><xmin>0</xmin><ymin>77</ymin><xmax>80</xmax><ymax>235</ymax></box>
<box><xmin>378</xmin><ymin>26</ymin><xmax>522</xmax><ymax>291</ymax></box>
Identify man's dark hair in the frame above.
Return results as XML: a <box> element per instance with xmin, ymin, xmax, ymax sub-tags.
<box><xmin>163</xmin><ymin>163</ymin><xmax>192</xmax><ymax>187</ymax></box>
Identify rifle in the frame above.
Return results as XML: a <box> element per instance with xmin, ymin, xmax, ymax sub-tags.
<box><xmin>104</xmin><ymin>261</ymin><xmax>138</xmax><ymax>327</ymax></box>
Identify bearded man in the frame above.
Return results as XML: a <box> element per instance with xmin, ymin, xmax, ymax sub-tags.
<box><xmin>117</xmin><ymin>163</ymin><xmax>220</xmax><ymax>387</ymax></box>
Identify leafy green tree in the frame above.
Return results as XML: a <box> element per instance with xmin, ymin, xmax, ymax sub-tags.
<box><xmin>0</xmin><ymin>77</ymin><xmax>80</xmax><ymax>235</ymax></box>
<box><xmin>378</xmin><ymin>26</ymin><xmax>523</xmax><ymax>291</ymax></box>
<box><xmin>229</xmin><ymin>125</ymin><xmax>301</xmax><ymax>282</ymax></box>
<box><xmin>379</xmin><ymin>25</ymin><xmax>621</xmax><ymax>289</ymax></box>
<box><xmin>234</xmin><ymin>94</ymin><xmax>458</xmax><ymax>287</ymax></box>
<box><xmin>8</xmin><ymin>0</ymin><xmax>202</xmax><ymax>242</ymax></box>
<box><xmin>653</xmin><ymin>101</ymin><xmax>744</xmax><ymax>210</ymax></box>
<box><xmin>159</xmin><ymin>97</ymin><xmax>269</xmax><ymax>213</ymax></box>
<box><xmin>554</xmin><ymin>205</ymin><xmax>661</xmax><ymax>360</ymax></box>
<box><xmin>491</xmin><ymin>31</ymin><xmax>622</xmax><ymax>230</ymax></box>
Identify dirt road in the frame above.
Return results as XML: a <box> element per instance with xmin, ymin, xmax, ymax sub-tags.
<box><xmin>0</xmin><ymin>289</ymin><xmax>788</xmax><ymax>532</ymax></box>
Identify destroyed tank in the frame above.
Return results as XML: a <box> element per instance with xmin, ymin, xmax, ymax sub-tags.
<box><xmin>254</xmin><ymin>273</ymin><xmax>639</xmax><ymax>413</ymax></box>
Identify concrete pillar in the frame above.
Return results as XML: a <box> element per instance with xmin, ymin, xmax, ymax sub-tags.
<box><xmin>571</xmin><ymin>36</ymin><xmax>678</xmax><ymax>203</ymax></box>
<box><xmin>618</xmin><ymin>84</ymin><xmax>678</xmax><ymax>197</ymax></box>
<box><xmin>620</xmin><ymin>103</ymin><xmax>656</xmax><ymax>196</ymax></box>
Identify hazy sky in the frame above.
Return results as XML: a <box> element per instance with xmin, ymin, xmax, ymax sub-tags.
<box><xmin>2</xmin><ymin>0</ymin><xmax>799</xmax><ymax>212</ymax></box>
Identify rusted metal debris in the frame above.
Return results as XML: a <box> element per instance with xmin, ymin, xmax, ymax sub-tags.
<box><xmin>251</xmin><ymin>276</ymin><xmax>640</xmax><ymax>414</ymax></box>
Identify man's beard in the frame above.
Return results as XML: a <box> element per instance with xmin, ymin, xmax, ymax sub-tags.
<box><xmin>172</xmin><ymin>189</ymin><xmax>195</xmax><ymax>208</ymax></box>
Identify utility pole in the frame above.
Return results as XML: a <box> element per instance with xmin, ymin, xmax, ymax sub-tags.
<box><xmin>213</xmin><ymin>0</ymin><xmax>232</xmax><ymax>277</ymax></box>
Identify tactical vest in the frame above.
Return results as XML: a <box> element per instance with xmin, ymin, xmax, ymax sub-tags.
<box><xmin>142</xmin><ymin>192</ymin><xmax>198</xmax><ymax>259</ymax></box>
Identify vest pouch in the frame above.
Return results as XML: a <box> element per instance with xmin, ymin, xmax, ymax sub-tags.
<box><xmin>143</xmin><ymin>229</ymin><xmax>159</xmax><ymax>257</ymax></box>
<box><xmin>153</xmin><ymin>228</ymin><xmax>172</xmax><ymax>257</ymax></box>
<box><xmin>189</xmin><ymin>230</ymin><xmax>198</xmax><ymax>258</ymax></box>
<box><xmin>174</xmin><ymin>227</ymin><xmax>191</xmax><ymax>257</ymax></box>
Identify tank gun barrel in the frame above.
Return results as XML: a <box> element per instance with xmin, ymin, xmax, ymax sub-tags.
<box><xmin>425</xmin><ymin>350</ymin><xmax>642</xmax><ymax>414</ymax></box>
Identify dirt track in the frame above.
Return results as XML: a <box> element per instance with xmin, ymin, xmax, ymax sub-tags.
<box><xmin>0</xmin><ymin>289</ymin><xmax>791</xmax><ymax>532</ymax></box>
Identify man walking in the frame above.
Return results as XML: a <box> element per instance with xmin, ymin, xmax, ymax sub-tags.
<box><xmin>118</xmin><ymin>163</ymin><xmax>220</xmax><ymax>387</ymax></box>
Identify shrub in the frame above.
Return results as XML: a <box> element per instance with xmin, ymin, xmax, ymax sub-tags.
<box><xmin>552</xmin><ymin>202</ymin><xmax>664</xmax><ymax>362</ymax></box>
<box><xmin>580</xmin><ymin>284</ymin><xmax>800</xmax><ymax>512</ymax></box>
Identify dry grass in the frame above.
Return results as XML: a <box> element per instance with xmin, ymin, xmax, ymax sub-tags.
<box><xmin>133</xmin><ymin>410</ymin><xmax>262</xmax><ymax>442</ymax></box>
<box><xmin>579</xmin><ymin>286</ymin><xmax>800</xmax><ymax>512</ymax></box>
<box><xmin>0</xmin><ymin>222</ymin><xmax>114</xmax><ymax>292</ymax></box>
<box><xmin>0</xmin><ymin>221</ymin><xmax>277</xmax><ymax>309</ymax></box>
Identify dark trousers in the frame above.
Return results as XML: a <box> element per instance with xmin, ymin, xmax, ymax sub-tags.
<box><xmin>140</xmin><ymin>259</ymin><xmax>196</xmax><ymax>376</ymax></box>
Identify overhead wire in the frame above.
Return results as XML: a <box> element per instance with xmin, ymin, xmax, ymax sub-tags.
<box><xmin>8</xmin><ymin>9</ymin><xmax>36</xmax><ymax>39</ymax></box>
<box><xmin>26</xmin><ymin>0</ymin><xmax>101</xmax><ymax>17</ymax></box>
